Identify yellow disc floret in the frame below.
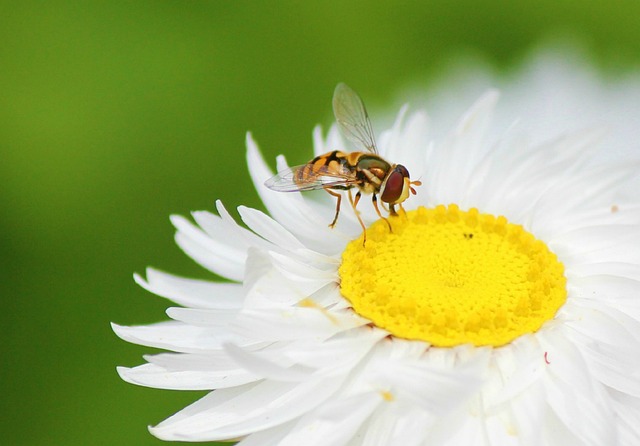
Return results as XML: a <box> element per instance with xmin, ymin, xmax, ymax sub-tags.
<box><xmin>339</xmin><ymin>205</ymin><xmax>567</xmax><ymax>347</ymax></box>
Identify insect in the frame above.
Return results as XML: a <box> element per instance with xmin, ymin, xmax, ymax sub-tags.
<box><xmin>264</xmin><ymin>83</ymin><xmax>421</xmax><ymax>241</ymax></box>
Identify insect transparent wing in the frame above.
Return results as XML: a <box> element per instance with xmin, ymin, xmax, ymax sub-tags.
<box><xmin>264</xmin><ymin>162</ymin><xmax>360</xmax><ymax>192</ymax></box>
<box><xmin>332</xmin><ymin>83</ymin><xmax>378</xmax><ymax>154</ymax></box>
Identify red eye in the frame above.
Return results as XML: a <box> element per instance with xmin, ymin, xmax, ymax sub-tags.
<box><xmin>396</xmin><ymin>164</ymin><xmax>409</xmax><ymax>178</ymax></box>
<box><xmin>381</xmin><ymin>165</ymin><xmax>409</xmax><ymax>203</ymax></box>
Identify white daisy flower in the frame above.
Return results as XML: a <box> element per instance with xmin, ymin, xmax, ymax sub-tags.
<box><xmin>114</xmin><ymin>57</ymin><xmax>640</xmax><ymax>445</ymax></box>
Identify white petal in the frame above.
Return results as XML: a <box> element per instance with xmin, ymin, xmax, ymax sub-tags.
<box><xmin>568</xmin><ymin>261</ymin><xmax>640</xmax><ymax>281</ymax></box>
<box><xmin>483</xmin><ymin>334</ymin><xmax>546</xmax><ymax>411</ymax></box>
<box><xmin>111</xmin><ymin>321</ymin><xmax>254</xmax><ymax>353</ymax></box>
<box><xmin>117</xmin><ymin>359</ymin><xmax>259</xmax><ymax>390</ymax></box>
<box><xmin>282</xmin><ymin>327</ymin><xmax>387</xmax><ymax>370</ymax></box>
<box><xmin>610</xmin><ymin>391</ymin><xmax>640</xmax><ymax>446</ymax></box>
<box><xmin>190</xmin><ymin>207</ymin><xmax>252</xmax><ymax>251</ymax></box>
<box><xmin>428</xmin><ymin>90</ymin><xmax>499</xmax><ymax>204</ymax></box>
<box><xmin>232</xmin><ymin>307</ymin><xmax>368</xmax><ymax>342</ymax></box>
<box><xmin>551</xmin><ymin>225</ymin><xmax>640</xmax><ymax>265</ymax></box>
<box><xmin>134</xmin><ymin>267</ymin><xmax>244</xmax><ymax>309</ymax></box>
<box><xmin>571</xmin><ymin>274</ymin><xmax>640</xmax><ymax>308</ymax></box>
<box><xmin>538</xmin><ymin>327</ymin><xmax>617</xmax><ymax>444</ymax></box>
<box><xmin>166</xmin><ymin>307</ymin><xmax>238</xmax><ymax>327</ymax></box>
<box><xmin>396</xmin><ymin>110</ymin><xmax>432</xmax><ymax>179</ymax></box>
<box><xmin>144</xmin><ymin>350</ymin><xmax>226</xmax><ymax>369</ymax></box>
<box><xmin>242</xmin><ymin>217</ymin><xmax>340</xmax><ymax>271</ymax></box>
<box><xmin>236</xmin><ymin>421</ymin><xmax>297</xmax><ymax>446</ymax></box>
<box><xmin>565</xmin><ymin>305</ymin><xmax>640</xmax><ymax>397</ymax></box>
<box><xmin>242</xmin><ymin>247</ymin><xmax>274</xmax><ymax>298</ymax></box>
<box><xmin>149</xmin><ymin>383</ymin><xmax>258</xmax><ymax>440</ymax></box>
<box><xmin>243</xmin><ymin>267</ymin><xmax>310</xmax><ymax>309</ymax></box>
<box><xmin>214</xmin><ymin>200</ymin><xmax>275</xmax><ymax>249</ymax></box>
<box><xmin>351</xmin><ymin>403</ymin><xmax>433</xmax><ymax>446</ymax></box>
<box><xmin>172</xmin><ymin>214</ymin><xmax>246</xmax><ymax>281</ymax></box>
<box><xmin>530</xmin><ymin>163</ymin><xmax>640</xmax><ymax>236</ymax></box>
<box><xmin>223</xmin><ymin>342</ymin><xmax>312</xmax><ymax>382</ymax></box>
<box><xmin>245</xmin><ymin>133</ymin><xmax>348</xmax><ymax>254</ymax></box>
<box><xmin>540</xmin><ymin>402</ymin><xmax>585</xmax><ymax>446</ymax></box>
<box><xmin>423</xmin><ymin>408</ymin><xmax>490</xmax><ymax>446</ymax></box>
<box><xmin>376</xmin><ymin>345</ymin><xmax>489</xmax><ymax>416</ymax></box>
<box><xmin>325</xmin><ymin>123</ymin><xmax>348</xmax><ymax>152</ymax></box>
<box><xmin>150</xmin><ymin>375</ymin><xmax>346</xmax><ymax>441</ymax></box>
<box><xmin>278</xmin><ymin>392</ymin><xmax>381</xmax><ymax>446</ymax></box>
<box><xmin>505</xmin><ymin>381</ymin><xmax>547</xmax><ymax>446</ymax></box>
<box><xmin>378</xmin><ymin>103</ymin><xmax>409</xmax><ymax>161</ymax></box>
<box><xmin>312</xmin><ymin>125</ymin><xmax>325</xmax><ymax>157</ymax></box>
<box><xmin>238</xmin><ymin>205</ymin><xmax>305</xmax><ymax>251</ymax></box>
<box><xmin>268</xmin><ymin>250</ymin><xmax>336</xmax><ymax>283</ymax></box>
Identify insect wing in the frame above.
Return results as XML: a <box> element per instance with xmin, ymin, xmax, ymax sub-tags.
<box><xmin>332</xmin><ymin>83</ymin><xmax>378</xmax><ymax>154</ymax></box>
<box><xmin>264</xmin><ymin>163</ymin><xmax>360</xmax><ymax>192</ymax></box>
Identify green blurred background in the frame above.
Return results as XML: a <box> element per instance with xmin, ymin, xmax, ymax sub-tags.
<box><xmin>2</xmin><ymin>1</ymin><xmax>640</xmax><ymax>444</ymax></box>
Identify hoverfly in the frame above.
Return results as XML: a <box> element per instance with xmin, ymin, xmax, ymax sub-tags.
<box><xmin>264</xmin><ymin>83</ymin><xmax>421</xmax><ymax>242</ymax></box>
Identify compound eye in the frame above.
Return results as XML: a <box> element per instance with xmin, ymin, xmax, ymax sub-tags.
<box><xmin>396</xmin><ymin>164</ymin><xmax>410</xmax><ymax>178</ymax></box>
<box><xmin>380</xmin><ymin>168</ymin><xmax>406</xmax><ymax>203</ymax></box>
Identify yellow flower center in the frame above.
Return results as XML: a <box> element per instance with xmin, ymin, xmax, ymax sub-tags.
<box><xmin>339</xmin><ymin>205</ymin><xmax>567</xmax><ymax>347</ymax></box>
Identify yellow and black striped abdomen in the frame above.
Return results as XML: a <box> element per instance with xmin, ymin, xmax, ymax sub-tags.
<box><xmin>295</xmin><ymin>150</ymin><xmax>353</xmax><ymax>184</ymax></box>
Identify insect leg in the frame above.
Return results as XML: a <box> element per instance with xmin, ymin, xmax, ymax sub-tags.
<box><xmin>352</xmin><ymin>190</ymin><xmax>361</xmax><ymax>207</ymax></box>
<box><xmin>389</xmin><ymin>203</ymin><xmax>398</xmax><ymax>216</ymax></box>
<box><xmin>347</xmin><ymin>188</ymin><xmax>360</xmax><ymax>216</ymax></box>
<box><xmin>351</xmin><ymin>191</ymin><xmax>367</xmax><ymax>243</ymax></box>
<box><xmin>372</xmin><ymin>194</ymin><xmax>392</xmax><ymax>231</ymax></box>
<box><xmin>324</xmin><ymin>188</ymin><xmax>342</xmax><ymax>228</ymax></box>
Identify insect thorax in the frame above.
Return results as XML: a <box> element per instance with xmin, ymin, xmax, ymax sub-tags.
<box><xmin>355</xmin><ymin>155</ymin><xmax>391</xmax><ymax>174</ymax></box>
<box><xmin>355</xmin><ymin>155</ymin><xmax>391</xmax><ymax>190</ymax></box>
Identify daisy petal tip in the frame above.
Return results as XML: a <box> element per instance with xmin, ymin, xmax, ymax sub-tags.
<box><xmin>165</xmin><ymin>307</ymin><xmax>181</xmax><ymax>320</ymax></box>
<box><xmin>148</xmin><ymin>424</ymin><xmax>193</xmax><ymax>442</ymax></box>
<box><xmin>245</xmin><ymin>131</ymin><xmax>260</xmax><ymax>153</ymax></box>
<box><xmin>485</xmin><ymin>87</ymin><xmax>500</xmax><ymax>100</ymax></box>
<box><xmin>474</xmin><ymin>88</ymin><xmax>500</xmax><ymax>111</ymax></box>
<box><xmin>168</xmin><ymin>214</ymin><xmax>187</xmax><ymax>230</ymax></box>
<box><xmin>132</xmin><ymin>272</ymin><xmax>147</xmax><ymax>287</ymax></box>
<box><xmin>275</xmin><ymin>154</ymin><xmax>289</xmax><ymax>169</ymax></box>
<box><xmin>115</xmin><ymin>366</ymin><xmax>133</xmax><ymax>381</ymax></box>
<box><xmin>110</xmin><ymin>322</ymin><xmax>127</xmax><ymax>340</ymax></box>
<box><xmin>147</xmin><ymin>425</ymin><xmax>167</xmax><ymax>440</ymax></box>
<box><xmin>397</xmin><ymin>102</ymin><xmax>410</xmax><ymax>120</ymax></box>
